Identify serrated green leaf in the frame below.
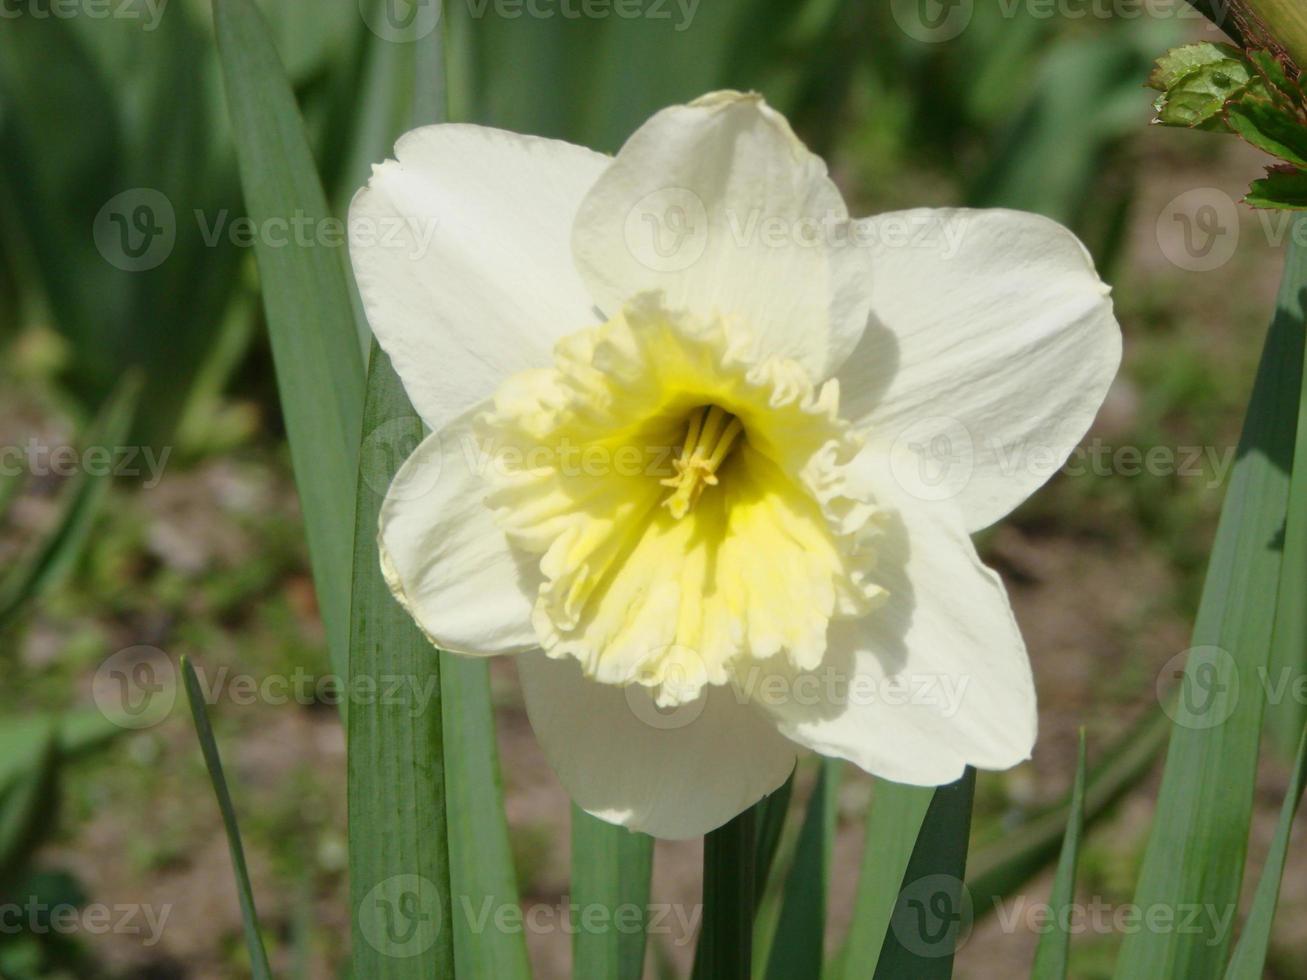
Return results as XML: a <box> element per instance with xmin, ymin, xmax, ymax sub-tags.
<box><xmin>1114</xmin><ymin>220</ymin><xmax>1307</xmax><ymax>978</ymax></box>
<box><xmin>213</xmin><ymin>0</ymin><xmax>366</xmax><ymax>684</ymax></box>
<box><xmin>570</xmin><ymin>807</ymin><xmax>653</xmax><ymax>980</ymax></box>
<box><xmin>348</xmin><ymin>343</ymin><xmax>454</xmax><ymax>979</ymax></box>
<box><xmin>763</xmin><ymin>760</ymin><xmax>839</xmax><ymax>980</ymax></box>
<box><xmin>1147</xmin><ymin>42</ymin><xmax>1246</xmax><ymax>92</ymax></box>
<box><xmin>1031</xmin><ymin>731</ymin><xmax>1088</xmax><ymax>980</ymax></box>
<box><xmin>873</xmin><ymin>769</ymin><xmax>976</xmax><ymax>979</ymax></box>
<box><xmin>1249</xmin><ymin>50</ymin><xmax>1303</xmax><ymax>107</ymax></box>
<box><xmin>181</xmin><ymin>655</ymin><xmax>271</xmax><ymax>980</ymax></box>
<box><xmin>1247</xmin><ymin>168</ymin><xmax>1307</xmax><ymax>209</ymax></box>
<box><xmin>837</xmin><ymin>779</ymin><xmax>934</xmax><ymax>978</ymax></box>
<box><xmin>1154</xmin><ymin>59</ymin><xmax>1254</xmax><ymax>129</ymax></box>
<box><xmin>1223</xmin><ymin>725</ymin><xmax>1307</xmax><ymax>978</ymax></box>
<box><xmin>1229</xmin><ymin>101</ymin><xmax>1307</xmax><ymax>167</ymax></box>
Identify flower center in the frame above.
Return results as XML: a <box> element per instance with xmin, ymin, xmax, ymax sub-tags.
<box><xmin>660</xmin><ymin>405</ymin><xmax>743</xmax><ymax>519</ymax></box>
<box><xmin>478</xmin><ymin>294</ymin><xmax>884</xmax><ymax>705</ymax></box>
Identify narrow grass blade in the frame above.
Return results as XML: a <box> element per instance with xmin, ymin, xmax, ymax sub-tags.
<box><xmin>873</xmin><ymin>768</ymin><xmax>976</xmax><ymax>980</ymax></box>
<box><xmin>180</xmin><ymin>655</ymin><xmax>271</xmax><ymax>979</ymax></box>
<box><xmin>348</xmin><ymin>343</ymin><xmax>453</xmax><ymax>978</ymax></box>
<box><xmin>1223</xmin><ymin>725</ymin><xmax>1307</xmax><ymax>978</ymax></box>
<box><xmin>442</xmin><ymin>655</ymin><xmax>531</xmax><ymax>979</ymax></box>
<box><xmin>213</xmin><ymin>0</ymin><xmax>366</xmax><ymax>682</ymax></box>
<box><xmin>763</xmin><ymin>759</ymin><xmax>840</xmax><ymax>980</ymax></box>
<box><xmin>570</xmin><ymin>806</ymin><xmax>654</xmax><ymax>979</ymax></box>
<box><xmin>968</xmin><ymin>703</ymin><xmax>1169</xmax><ymax>917</ymax></box>
<box><xmin>0</xmin><ymin>373</ymin><xmax>140</xmax><ymax>628</ymax></box>
<box><xmin>1116</xmin><ymin>227</ymin><xmax>1307</xmax><ymax>978</ymax></box>
<box><xmin>837</xmin><ymin>780</ymin><xmax>935</xmax><ymax>978</ymax></box>
<box><xmin>1031</xmin><ymin>730</ymin><xmax>1089</xmax><ymax>980</ymax></box>
<box><xmin>0</xmin><ymin>720</ymin><xmax>57</xmax><ymax>884</ymax></box>
<box><xmin>698</xmin><ymin>805</ymin><xmax>758</xmax><ymax>980</ymax></box>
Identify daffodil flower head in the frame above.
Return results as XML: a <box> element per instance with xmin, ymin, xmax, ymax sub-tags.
<box><xmin>350</xmin><ymin>91</ymin><xmax>1121</xmax><ymax>839</ymax></box>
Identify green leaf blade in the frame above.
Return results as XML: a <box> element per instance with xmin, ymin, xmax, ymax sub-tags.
<box><xmin>347</xmin><ymin>344</ymin><xmax>454</xmax><ymax>978</ymax></box>
<box><xmin>763</xmin><ymin>760</ymin><xmax>839</xmax><ymax>980</ymax></box>
<box><xmin>1247</xmin><ymin>167</ymin><xmax>1307</xmax><ymax>210</ymax></box>
<box><xmin>1114</xmin><ymin>220</ymin><xmax>1307</xmax><ymax>978</ymax></box>
<box><xmin>570</xmin><ymin>807</ymin><xmax>654</xmax><ymax>980</ymax></box>
<box><xmin>1228</xmin><ymin>101</ymin><xmax>1307</xmax><ymax>167</ymax></box>
<box><xmin>838</xmin><ymin>779</ymin><xmax>935</xmax><ymax>979</ymax></box>
<box><xmin>180</xmin><ymin>655</ymin><xmax>271</xmax><ymax>980</ymax></box>
<box><xmin>873</xmin><ymin>769</ymin><xmax>976</xmax><ymax>980</ymax></box>
<box><xmin>1031</xmin><ymin>731</ymin><xmax>1089</xmax><ymax>980</ymax></box>
<box><xmin>212</xmin><ymin>0</ymin><xmax>366</xmax><ymax>683</ymax></box>
<box><xmin>1223</xmin><ymin>726</ymin><xmax>1307</xmax><ymax>978</ymax></box>
<box><xmin>441</xmin><ymin>655</ymin><xmax>532</xmax><ymax>979</ymax></box>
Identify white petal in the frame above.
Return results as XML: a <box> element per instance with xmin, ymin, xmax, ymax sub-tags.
<box><xmin>835</xmin><ymin>208</ymin><xmax>1121</xmax><ymax>532</ymax></box>
<box><xmin>349</xmin><ymin>124</ymin><xmax>610</xmax><ymax>433</ymax></box>
<box><xmin>378</xmin><ymin>411</ymin><xmax>538</xmax><ymax>656</ymax></box>
<box><xmin>752</xmin><ymin>474</ymin><xmax>1036</xmax><ymax>784</ymax></box>
<box><xmin>571</xmin><ymin>91</ymin><xmax>873</xmax><ymax>380</ymax></box>
<box><xmin>517</xmin><ymin>650</ymin><xmax>797</xmax><ymax>839</ymax></box>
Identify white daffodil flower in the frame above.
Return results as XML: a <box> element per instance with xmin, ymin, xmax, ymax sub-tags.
<box><xmin>348</xmin><ymin>91</ymin><xmax>1121</xmax><ymax>839</ymax></box>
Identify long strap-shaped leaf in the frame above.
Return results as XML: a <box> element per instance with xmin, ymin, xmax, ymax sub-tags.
<box><xmin>1265</xmin><ymin>232</ymin><xmax>1307</xmax><ymax>758</ymax></box>
<box><xmin>1224</xmin><ymin>725</ymin><xmax>1307</xmax><ymax>978</ymax></box>
<box><xmin>1115</xmin><ymin>225</ymin><xmax>1307</xmax><ymax>978</ymax></box>
<box><xmin>763</xmin><ymin>760</ymin><xmax>840</xmax><ymax>980</ymax></box>
<box><xmin>213</xmin><ymin>0</ymin><xmax>366</xmax><ymax>684</ymax></box>
<box><xmin>1031</xmin><ymin>731</ymin><xmax>1089</xmax><ymax>980</ymax></box>
<box><xmin>180</xmin><ymin>656</ymin><xmax>271</xmax><ymax>979</ymax></box>
<box><xmin>343</xmin><ymin>8</ymin><xmax>456</xmax><ymax>979</ymax></box>
<box><xmin>570</xmin><ymin>806</ymin><xmax>654</xmax><ymax>979</ymax></box>
<box><xmin>348</xmin><ymin>345</ymin><xmax>454</xmax><ymax>978</ymax></box>
<box><xmin>441</xmin><ymin>655</ymin><xmax>532</xmax><ymax>978</ymax></box>
<box><xmin>837</xmin><ymin>779</ymin><xmax>936</xmax><ymax>978</ymax></box>
<box><xmin>873</xmin><ymin>768</ymin><xmax>976</xmax><ymax>980</ymax></box>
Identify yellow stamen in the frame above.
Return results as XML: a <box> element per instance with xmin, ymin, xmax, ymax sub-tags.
<box><xmin>660</xmin><ymin>405</ymin><xmax>744</xmax><ymax>518</ymax></box>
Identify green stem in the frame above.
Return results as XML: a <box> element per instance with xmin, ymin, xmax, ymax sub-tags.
<box><xmin>1241</xmin><ymin>0</ymin><xmax>1307</xmax><ymax>70</ymax></box>
<box><xmin>699</xmin><ymin>807</ymin><xmax>758</xmax><ymax>980</ymax></box>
